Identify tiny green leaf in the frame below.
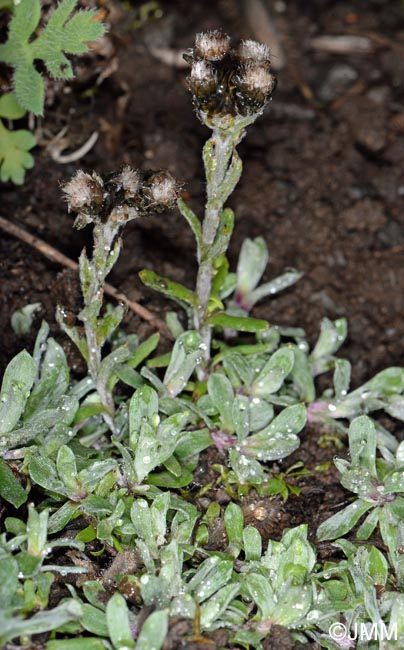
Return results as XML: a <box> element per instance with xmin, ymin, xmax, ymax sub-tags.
<box><xmin>206</xmin><ymin>312</ymin><xmax>268</xmax><ymax>333</ymax></box>
<box><xmin>251</xmin><ymin>347</ymin><xmax>295</xmax><ymax>397</ymax></box>
<box><xmin>136</xmin><ymin>610</ymin><xmax>168</xmax><ymax>650</ymax></box>
<box><xmin>224</xmin><ymin>502</ymin><xmax>244</xmax><ymax>556</ymax></box>
<box><xmin>317</xmin><ymin>499</ymin><xmax>372</xmax><ymax>541</ymax></box>
<box><xmin>210</xmin><ymin>208</ymin><xmax>235</xmax><ymax>259</ymax></box>
<box><xmin>139</xmin><ymin>269</ymin><xmax>197</xmax><ymax>310</ymax></box>
<box><xmin>163</xmin><ymin>330</ymin><xmax>203</xmax><ymax>397</ymax></box>
<box><xmin>236</xmin><ymin>237</ymin><xmax>268</xmax><ymax>296</ymax></box>
<box><xmin>0</xmin><ymin>458</ymin><xmax>27</xmax><ymax>507</ymax></box>
<box><xmin>128</xmin><ymin>333</ymin><xmax>160</xmax><ymax>370</ymax></box>
<box><xmin>178</xmin><ymin>198</ymin><xmax>202</xmax><ymax>254</ymax></box>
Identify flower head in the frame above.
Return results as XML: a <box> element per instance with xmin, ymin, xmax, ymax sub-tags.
<box><xmin>238</xmin><ymin>40</ymin><xmax>271</xmax><ymax>64</ymax></box>
<box><xmin>188</xmin><ymin>60</ymin><xmax>217</xmax><ymax>97</ymax></box>
<box><xmin>144</xmin><ymin>171</ymin><xmax>180</xmax><ymax>210</ymax></box>
<box><xmin>63</xmin><ymin>167</ymin><xmax>180</xmax><ymax>227</ymax></box>
<box><xmin>194</xmin><ymin>30</ymin><xmax>231</xmax><ymax>61</ymax></box>
<box><xmin>114</xmin><ymin>166</ymin><xmax>141</xmax><ymax>196</ymax></box>
<box><xmin>62</xmin><ymin>170</ymin><xmax>103</xmax><ymax>212</ymax></box>
<box><xmin>234</xmin><ymin>64</ymin><xmax>277</xmax><ymax>113</ymax></box>
<box><xmin>184</xmin><ymin>31</ymin><xmax>276</xmax><ymax>120</ymax></box>
<box><xmin>62</xmin><ymin>171</ymin><xmax>104</xmax><ymax>228</ymax></box>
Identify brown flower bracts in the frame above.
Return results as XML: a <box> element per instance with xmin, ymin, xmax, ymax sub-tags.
<box><xmin>63</xmin><ymin>167</ymin><xmax>179</xmax><ymax>229</ymax></box>
<box><xmin>185</xmin><ymin>31</ymin><xmax>277</xmax><ymax>119</ymax></box>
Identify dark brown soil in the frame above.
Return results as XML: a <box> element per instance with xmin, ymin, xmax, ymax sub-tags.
<box><xmin>1</xmin><ymin>1</ymin><xmax>403</xmax><ymax>647</ymax></box>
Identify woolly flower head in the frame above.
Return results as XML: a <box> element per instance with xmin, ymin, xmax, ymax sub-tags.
<box><xmin>237</xmin><ymin>65</ymin><xmax>276</xmax><ymax>95</ymax></box>
<box><xmin>185</xmin><ymin>30</ymin><xmax>276</xmax><ymax>119</ymax></box>
<box><xmin>62</xmin><ymin>170</ymin><xmax>103</xmax><ymax>212</ymax></box>
<box><xmin>238</xmin><ymin>40</ymin><xmax>271</xmax><ymax>64</ymax></box>
<box><xmin>116</xmin><ymin>166</ymin><xmax>141</xmax><ymax>195</ymax></box>
<box><xmin>190</xmin><ymin>60</ymin><xmax>216</xmax><ymax>83</ymax></box>
<box><xmin>63</xmin><ymin>167</ymin><xmax>180</xmax><ymax>228</ymax></box>
<box><xmin>146</xmin><ymin>172</ymin><xmax>179</xmax><ymax>208</ymax></box>
<box><xmin>194</xmin><ymin>30</ymin><xmax>231</xmax><ymax>61</ymax></box>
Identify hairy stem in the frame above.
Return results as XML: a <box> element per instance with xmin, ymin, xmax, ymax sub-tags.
<box><xmin>80</xmin><ymin>221</ymin><xmax>121</xmax><ymax>433</ymax></box>
<box><xmin>194</xmin><ymin>124</ymin><xmax>245</xmax><ymax>366</ymax></box>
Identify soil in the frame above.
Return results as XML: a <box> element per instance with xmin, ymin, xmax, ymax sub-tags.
<box><xmin>1</xmin><ymin>0</ymin><xmax>404</xmax><ymax>647</ymax></box>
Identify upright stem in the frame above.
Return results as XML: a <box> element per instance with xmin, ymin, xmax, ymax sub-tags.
<box><xmin>194</xmin><ymin>120</ymin><xmax>249</xmax><ymax>366</ymax></box>
<box><xmin>80</xmin><ymin>221</ymin><xmax>121</xmax><ymax>433</ymax></box>
<box><xmin>194</xmin><ymin>129</ymin><xmax>233</xmax><ymax>358</ymax></box>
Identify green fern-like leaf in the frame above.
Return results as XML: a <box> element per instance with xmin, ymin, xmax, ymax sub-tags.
<box><xmin>0</xmin><ymin>0</ymin><xmax>105</xmax><ymax>115</ymax></box>
<box><xmin>0</xmin><ymin>120</ymin><xmax>36</xmax><ymax>184</ymax></box>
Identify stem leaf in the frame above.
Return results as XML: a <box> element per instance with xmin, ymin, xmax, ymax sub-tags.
<box><xmin>178</xmin><ymin>198</ymin><xmax>202</xmax><ymax>255</ymax></box>
<box><xmin>206</xmin><ymin>312</ymin><xmax>268</xmax><ymax>333</ymax></box>
<box><xmin>139</xmin><ymin>270</ymin><xmax>197</xmax><ymax>309</ymax></box>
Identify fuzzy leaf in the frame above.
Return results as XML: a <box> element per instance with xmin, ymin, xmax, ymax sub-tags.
<box><xmin>310</xmin><ymin>318</ymin><xmax>347</xmax><ymax>374</ymax></box>
<box><xmin>251</xmin><ymin>347</ymin><xmax>295</xmax><ymax>397</ymax></box>
<box><xmin>128</xmin><ymin>333</ymin><xmax>160</xmax><ymax>370</ymax></box>
<box><xmin>200</xmin><ymin>583</ymin><xmax>240</xmax><ymax>630</ymax></box>
<box><xmin>365</xmin><ymin>546</ymin><xmax>388</xmax><ymax>586</ymax></box>
<box><xmin>333</xmin><ymin>358</ymin><xmax>351</xmax><ymax>400</ymax></box>
<box><xmin>224</xmin><ymin>502</ymin><xmax>244</xmax><ymax>556</ymax></box>
<box><xmin>243</xmin><ymin>526</ymin><xmax>262</xmax><ymax>561</ymax></box>
<box><xmin>317</xmin><ymin>499</ymin><xmax>372</xmax><ymax>541</ymax></box>
<box><xmin>0</xmin><ymin>600</ymin><xmax>82</xmax><ymax>645</ymax></box>
<box><xmin>106</xmin><ymin>592</ymin><xmax>135</xmax><ymax>649</ymax></box>
<box><xmin>0</xmin><ymin>0</ymin><xmax>105</xmax><ymax>115</ymax></box>
<box><xmin>219</xmin><ymin>150</ymin><xmax>243</xmax><ymax>205</ymax></box>
<box><xmin>0</xmin><ymin>349</ymin><xmax>35</xmax><ymax>433</ymax></box>
<box><xmin>129</xmin><ymin>385</ymin><xmax>159</xmax><ymax>447</ymax></box>
<box><xmin>229</xmin><ymin>449</ymin><xmax>265</xmax><ymax>484</ymax></box>
<box><xmin>139</xmin><ymin>269</ymin><xmax>197</xmax><ymax>310</ymax></box>
<box><xmin>356</xmin><ymin>507</ymin><xmax>380</xmax><ymax>540</ymax></box>
<box><xmin>207</xmin><ymin>373</ymin><xmax>234</xmax><ymax>432</ymax></box>
<box><xmin>236</xmin><ymin>237</ymin><xmax>269</xmax><ymax>296</ymax></box>
<box><xmin>210</xmin><ymin>208</ymin><xmax>235</xmax><ymax>259</ymax></box>
<box><xmin>246</xmin><ymin>269</ymin><xmax>303</xmax><ymax>309</ymax></box>
<box><xmin>290</xmin><ymin>347</ymin><xmax>315</xmax><ymax>402</ymax></box>
<box><xmin>163</xmin><ymin>330</ymin><xmax>203</xmax><ymax>397</ymax></box>
<box><xmin>29</xmin><ymin>455</ymin><xmax>66</xmax><ymax>496</ymax></box>
<box><xmin>0</xmin><ymin>458</ymin><xmax>27</xmax><ymax>507</ymax></box>
<box><xmin>96</xmin><ymin>304</ymin><xmax>126</xmax><ymax>348</ymax></box>
<box><xmin>242</xmin><ymin>403</ymin><xmax>306</xmax><ymax>461</ymax></box>
<box><xmin>136</xmin><ymin>611</ymin><xmax>168</xmax><ymax>650</ymax></box>
<box><xmin>245</xmin><ymin>573</ymin><xmax>275</xmax><ymax>619</ymax></box>
<box><xmin>0</xmin><ymin>558</ymin><xmax>19</xmax><ymax>610</ymax></box>
<box><xmin>348</xmin><ymin>415</ymin><xmax>376</xmax><ymax>475</ymax></box>
<box><xmin>177</xmin><ymin>199</ymin><xmax>202</xmax><ymax>254</ymax></box>
<box><xmin>56</xmin><ymin>445</ymin><xmax>79</xmax><ymax>492</ymax></box>
<box><xmin>206</xmin><ymin>312</ymin><xmax>268</xmax><ymax>333</ymax></box>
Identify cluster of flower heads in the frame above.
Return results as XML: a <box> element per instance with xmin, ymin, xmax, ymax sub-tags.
<box><xmin>185</xmin><ymin>31</ymin><xmax>277</xmax><ymax>119</ymax></box>
<box><xmin>62</xmin><ymin>167</ymin><xmax>179</xmax><ymax>228</ymax></box>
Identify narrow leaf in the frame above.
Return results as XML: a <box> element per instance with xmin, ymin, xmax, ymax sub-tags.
<box><xmin>206</xmin><ymin>312</ymin><xmax>268</xmax><ymax>333</ymax></box>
